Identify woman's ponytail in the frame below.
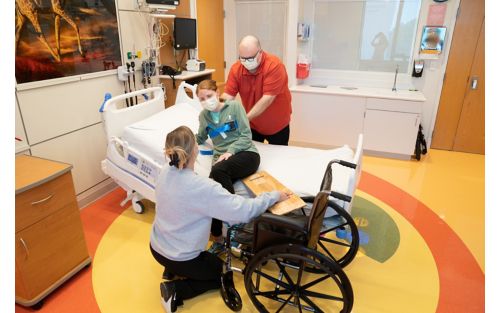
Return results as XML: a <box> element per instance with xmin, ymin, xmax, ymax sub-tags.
<box><xmin>164</xmin><ymin>126</ymin><xmax>196</xmax><ymax>170</ymax></box>
<box><xmin>165</xmin><ymin>146</ymin><xmax>189</xmax><ymax>169</ymax></box>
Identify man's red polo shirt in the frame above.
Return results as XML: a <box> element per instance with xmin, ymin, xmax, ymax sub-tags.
<box><xmin>224</xmin><ymin>51</ymin><xmax>292</xmax><ymax>135</ymax></box>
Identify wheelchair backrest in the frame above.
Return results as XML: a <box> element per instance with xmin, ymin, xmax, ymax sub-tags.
<box><xmin>306</xmin><ymin>191</ymin><xmax>331</xmax><ymax>249</ymax></box>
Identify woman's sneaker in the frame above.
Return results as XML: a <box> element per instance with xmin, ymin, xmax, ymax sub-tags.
<box><xmin>160</xmin><ymin>281</ymin><xmax>177</xmax><ymax>313</ymax></box>
<box><xmin>207</xmin><ymin>241</ymin><xmax>225</xmax><ymax>255</ymax></box>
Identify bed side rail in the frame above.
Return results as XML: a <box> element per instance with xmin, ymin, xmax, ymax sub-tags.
<box><xmin>107</xmin><ymin>136</ymin><xmax>164</xmax><ymax>187</ymax></box>
<box><xmin>175</xmin><ymin>81</ymin><xmax>202</xmax><ymax>112</ymax></box>
<box><xmin>321</xmin><ymin>134</ymin><xmax>364</xmax><ymax>214</ymax></box>
<box><xmin>101</xmin><ymin>87</ymin><xmax>165</xmax><ymax>140</ymax></box>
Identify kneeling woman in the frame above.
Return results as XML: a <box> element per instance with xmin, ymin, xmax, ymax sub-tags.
<box><xmin>150</xmin><ymin>126</ymin><xmax>288</xmax><ymax>312</ymax></box>
<box><xmin>195</xmin><ymin>79</ymin><xmax>261</xmax><ymax>255</ymax></box>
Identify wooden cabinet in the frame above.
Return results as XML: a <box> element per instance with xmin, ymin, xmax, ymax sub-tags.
<box><xmin>15</xmin><ymin>155</ymin><xmax>91</xmax><ymax>308</ymax></box>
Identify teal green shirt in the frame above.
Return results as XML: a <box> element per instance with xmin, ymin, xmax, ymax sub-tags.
<box><xmin>196</xmin><ymin>100</ymin><xmax>258</xmax><ymax>161</ymax></box>
<box><xmin>209</xmin><ymin>111</ymin><xmax>220</xmax><ymax>124</ymax></box>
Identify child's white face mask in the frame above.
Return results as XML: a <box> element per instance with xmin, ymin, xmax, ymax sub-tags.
<box><xmin>201</xmin><ymin>96</ymin><xmax>219</xmax><ymax>111</ymax></box>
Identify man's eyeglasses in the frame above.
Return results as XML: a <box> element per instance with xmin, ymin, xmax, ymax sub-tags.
<box><xmin>239</xmin><ymin>50</ymin><xmax>261</xmax><ymax>62</ymax></box>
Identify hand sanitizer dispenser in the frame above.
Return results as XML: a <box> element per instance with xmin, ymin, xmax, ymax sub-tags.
<box><xmin>412</xmin><ymin>60</ymin><xmax>424</xmax><ymax>77</ymax></box>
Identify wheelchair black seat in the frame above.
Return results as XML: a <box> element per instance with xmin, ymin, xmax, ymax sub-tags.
<box><xmin>232</xmin><ymin>213</ymin><xmax>309</xmax><ymax>251</ymax></box>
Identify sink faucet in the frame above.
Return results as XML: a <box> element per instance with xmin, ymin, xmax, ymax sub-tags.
<box><xmin>392</xmin><ymin>65</ymin><xmax>399</xmax><ymax>92</ymax></box>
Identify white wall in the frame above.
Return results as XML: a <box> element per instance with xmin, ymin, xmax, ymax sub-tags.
<box><xmin>301</xmin><ymin>0</ymin><xmax>461</xmax><ymax>145</ymax></box>
<box><xmin>15</xmin><ymin>97</ymin><xmax>30</xmax><ymax>155</ymax></box>
<box><xmin>223</xmin><ymin>0</ymin><xmax>297</xmax><ymax>84</ymax></box>
<box><xmin>224</xmin><ymin>0</ymin><xmax>462</xmax><ymax>146</ymax></box>
<box><xmin>15</xmin><ymin>73</ymin><xmax>123</xmax><ymax>206</ymax></box>
<box><xmin>411</xmin><ymin>0</ymin><xmax>461</xmax><ymax>146</ymax></box>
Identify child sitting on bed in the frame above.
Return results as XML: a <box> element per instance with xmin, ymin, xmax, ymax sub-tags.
<box><xmin>150</xmin><ymin>126</ymin><xmax>288</xmax><ymax>312</ymax></box>
<box><xmin>195</xmin><ymin>79</ymin><xmax>261</xmax><ymax>255</ymax></box>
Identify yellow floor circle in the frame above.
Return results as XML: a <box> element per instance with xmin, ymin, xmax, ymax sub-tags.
<box><xmin>347</xmin><ymin>191</ymin><xmax>439</xmax><ymax>313</ymax></box>
<box><xmin>92</xmin><ymin>192</ymin><xmax>439</xmax><ymax>313</ymax></box>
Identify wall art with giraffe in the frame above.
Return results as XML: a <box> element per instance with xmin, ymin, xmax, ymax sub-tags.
<box><xmin>15</xmin><ymin>0</ymin><xmax>122</xmax><ymax>84</ymax></box>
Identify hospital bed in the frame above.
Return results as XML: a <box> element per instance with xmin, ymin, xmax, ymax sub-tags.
<box><xmin>100</xmin><ymin>82</ymin><xmax>363</xmax><ymax>217</ymax></box>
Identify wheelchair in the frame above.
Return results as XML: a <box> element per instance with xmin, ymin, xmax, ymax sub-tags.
<box><xmin>219</xmin><ymin>159</ymin><xmax>360</xmax><ymax>313</ymax></box>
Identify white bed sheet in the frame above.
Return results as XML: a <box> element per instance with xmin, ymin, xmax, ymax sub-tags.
<box><xmin>121</xmin><ymin>103</ymin><xmax>354</xmax><ymax>198</ymax></box>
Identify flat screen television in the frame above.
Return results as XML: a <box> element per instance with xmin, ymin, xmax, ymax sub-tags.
<box><xmin>174</xmin><ymin>18</ymin><xmax>197</xmax><ymax>50</ymax></box>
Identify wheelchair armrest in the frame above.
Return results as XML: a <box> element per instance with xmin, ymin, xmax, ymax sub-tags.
<box><xmin>300</xmin><ymin>195</ymin><xmax>352</xmax><ymax>221</ymax></box>
<box><xmin>330</xmin><ymin>191</ymin><xmax>352</xmax><ymax>203</ymax></box>
<box><xmin>337</xmin><ymin>160</ymin><xmax>357</xmax><ymax>169</ymax></box>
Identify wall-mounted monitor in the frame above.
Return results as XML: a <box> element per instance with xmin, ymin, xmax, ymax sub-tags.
<box><xmin>174</xmin><ymin>17</ymin><xmax>197</xmax><ymax>50</ymax></box>
<box><xmin>420</xmin><ymin>26</ymin><xmax>447</xmax><ymax>55</ymax></box>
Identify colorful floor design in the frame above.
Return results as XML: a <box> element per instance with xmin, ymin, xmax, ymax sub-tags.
<box><xmin>15</xmin><ymin>149</ymin><xmax>485</xmax><ymax>313</ymax></box>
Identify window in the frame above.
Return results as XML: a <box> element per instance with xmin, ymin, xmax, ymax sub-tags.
<box><xmin>311</xmin><ymin>0</ymin><xmax>421</xmax><ymax>72</ymax></box>
<box><xmin>234</xmin><ymin>0</ymin><xmax>288</xmax><ymax>61</ymax></box>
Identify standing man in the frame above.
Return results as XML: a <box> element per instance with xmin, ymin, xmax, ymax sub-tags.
<box><xmin>222</xmin><ymin>35</ymin><xmax>292</xmax><ymax>145</ymax></box>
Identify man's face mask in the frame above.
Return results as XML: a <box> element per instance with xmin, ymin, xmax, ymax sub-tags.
<box><xmin>240</xmin><ymin>50</ymin><xmax>261</xmax><ymax>71</ymax></box>
<box><xmin>201</xmin><ymin>95</ymin><xmax>219</xmax><ymax>111</ymax></box>
<box><xmin>242</xmin><ymin>59</ymin><xmax>259</xmax><ymax>71</ymax></box>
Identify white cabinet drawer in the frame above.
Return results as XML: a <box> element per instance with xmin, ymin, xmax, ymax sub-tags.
<box><xmin>366</xmin><ymin>97</ymin><xmax>422</xmax><ymax>114</ymax></box>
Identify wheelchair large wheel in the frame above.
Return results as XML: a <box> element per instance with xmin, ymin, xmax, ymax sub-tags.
<box><xmin>303</xmin><ymin>197</ymin><xmax>359</xmax><ymax>268</ymax></box>
<box><xmin>244</xmin><ymin>244</ymin><xmax>353</xmax><ymax>313</ymax></box>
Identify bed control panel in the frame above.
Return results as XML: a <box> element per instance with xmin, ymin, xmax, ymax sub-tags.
<box><xmin>127</xmin><ymin>154</ymin><xmax>139</xmax><ymax>165</ymax></box>
<box><xmin>127</xmin><ymin>152</ymin><xmax>159</xmax><ymax>185</ymax></box>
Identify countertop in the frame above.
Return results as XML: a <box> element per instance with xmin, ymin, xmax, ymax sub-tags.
<box><xmin>290</xmin><ymin>84</ymin><xmax>426</xmax><ymax>102</ymax></box>
<box><xmin>15</xmin><ymin>155</ymin><xmax>72</xmax><ymax>194</ymax></box>
<box><xmin>159</xmin><ymin>69</ymin><xmax>215</xmax><ymax>80</ymax></box>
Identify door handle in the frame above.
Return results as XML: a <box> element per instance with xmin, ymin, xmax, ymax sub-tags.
<box><xmin>471</xmin><ymin>76</ymin><xmax>479</xmax><ymax>90</ymax></box>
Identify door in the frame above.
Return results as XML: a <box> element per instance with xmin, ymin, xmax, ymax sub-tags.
<box><xmin>431</xmin><ymin>0</ymin><xmax>485</xmax><ymax>154</ymax></box>
<box><xmin>453</xmin><ymin>22</ymin><xmax>484</xmax><ymax>153</ymax></box>
<box><xmin>196</xmin><ymin>0</ymin><xmax>225</xmax><ymax>86</ymax></box>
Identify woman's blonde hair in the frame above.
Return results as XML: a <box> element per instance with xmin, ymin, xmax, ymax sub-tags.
<box><xmin>196</xmin><ymin>79</ymin><xmax>218</xmax><ymax>95</ymax></box>
<box><xmin>164</xmin><ymin>126</ymin><xmax>196</xmax><ymax>169</ymax></box>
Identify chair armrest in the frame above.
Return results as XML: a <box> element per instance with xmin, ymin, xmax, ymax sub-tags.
<box><xmin>330</xmin><ymin>191</ymin><xmax>352</xmax><ymax>203</ymax></box>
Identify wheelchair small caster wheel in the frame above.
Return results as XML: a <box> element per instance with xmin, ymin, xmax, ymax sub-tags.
<box><xmin>220</xmin><ymin>271</ymin><xmax>242</xmax><ymax>311</ymax></box>
<box><xmin>132</xmin><ymin>200</ymin><xmax>145</xmax><ymax>214</ymax></box>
